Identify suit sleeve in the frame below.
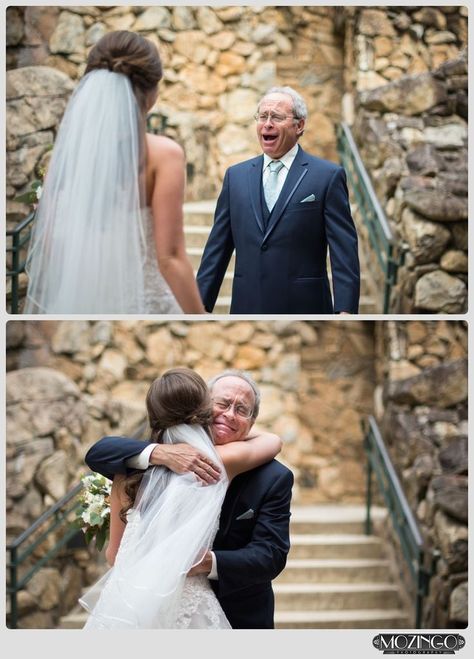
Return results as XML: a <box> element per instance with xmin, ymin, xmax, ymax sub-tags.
<box><xmin>84</xmin><ymin>436</ymin><xmax>150</xmax><ymax>480</ymax></box>
<box><xmin>324</xmin><ymin>166</ymin><xmax>360</xmax><ymax>313</ymax></box>
<box><xmin>196</xmin><ymin>169</ymin><xmax>235</xmax><ymax>312</ymax></box>
<box><xmin>213</xmin><ymin>468</ymin><xmax>293</xmax><ymax>599</ymax></box>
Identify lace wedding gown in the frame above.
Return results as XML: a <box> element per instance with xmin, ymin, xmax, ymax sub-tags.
<box><xmin>142</xmin><ymin>208</ymin><xmax>183</xmax><ymax>314</ymax></box>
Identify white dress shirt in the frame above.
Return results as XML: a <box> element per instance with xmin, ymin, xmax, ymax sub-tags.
<box><xmin>262</xmin><ymin>143</ymin><xmax>299</xmax><ymax>202</ymax></box>
<box><xmin>126</xmin><ymin>444</ymin><xmax>219</xmax><ymax>579</ymax></box>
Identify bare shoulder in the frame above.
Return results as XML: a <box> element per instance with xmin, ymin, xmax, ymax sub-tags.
<box><xmin>146</xmin><ymin>133</ymin><xmax>184</xmax><ymax>166</ymax></box>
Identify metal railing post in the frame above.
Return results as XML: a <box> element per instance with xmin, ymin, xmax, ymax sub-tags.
<box><xmin>365</xmin><ymin>437</ymin><xmax>373</xmax><ymax>536</ymax></box>
<box><xmin>9</xmin><ymin>546</ymin><xmax>18</xmax><ymax>629</ymax></box>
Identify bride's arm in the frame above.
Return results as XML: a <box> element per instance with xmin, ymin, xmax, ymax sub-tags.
<box><xmin>147</xmin><ymin>134</ymin><xmax>205</xmax><ymax>313</ymax></box>
<box><xmin>105</xmin><ymin>475</ymin><xmax>127</xmax><ymax>566</ymax></box>
<box><xmin>216</xmin><ymin>431</ymin><xmax>282</xmax><ymax>481</ymax></box>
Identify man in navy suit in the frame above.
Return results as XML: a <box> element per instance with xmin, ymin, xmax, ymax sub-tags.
<box><xmin>197</xmin><ymin>86</ymin><xmax>360</xmax><ymax>314</ymax></box>
<box><xmin>85</xmin><ymin>370</ymin><xmax>293</xmax><ymax>629</ymax></box>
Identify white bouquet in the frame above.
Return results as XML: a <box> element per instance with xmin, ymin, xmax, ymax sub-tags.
<box><xmin>74</xmin><ymin>473</ymin><xmax>112</xmax><ymax>551</ymax></box>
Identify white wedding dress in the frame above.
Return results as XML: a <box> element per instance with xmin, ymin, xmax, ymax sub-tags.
<box><xmin>143</xmin><ymin>208</ymin><xmax>183</xmax><ymax>314</ymax></box>
<box><xmin>80</xmin><ymin>425</ymin><xmax>230</xmax><ymax>629</ymax></box>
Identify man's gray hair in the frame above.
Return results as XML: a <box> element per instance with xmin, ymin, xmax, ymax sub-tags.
<box><xmin>259</xmin><ymin>86</ymin><xmax>308</xmax><ymax>121</ymax></box>
<box><xmin>207</xmin><ymin>369</ymin><xmax>261</xmax><ymax>419</ymax></box>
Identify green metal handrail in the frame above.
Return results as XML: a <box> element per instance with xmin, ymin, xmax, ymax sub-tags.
<box><xmin>6</xmin><ymin>211</ymin><xmax>36</xmax><ymax>314</ymax></box>
<box><xmin>363</xmin><ymin>415</ymin><xmax>437</xmax><ymax>628</ymax></box>
<box><xmin>337</xmin><ymin>122</ymin><xmax>406</xmax><ymax>313</ymax></box>
<box><xmin>6</xmin><ymin>481</ymin><xmax>85</xmax><ymax>628</ymax></box>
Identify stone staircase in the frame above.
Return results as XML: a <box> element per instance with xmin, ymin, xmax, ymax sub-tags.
<box><xmin>59</xmin><ymin>504</ymin><xmax>411</xmax><ymax>630</ymax></box>
<box><xmin>274</xmin><ymin>504</ymin><xmax>411</xmax><ymax>629</ymax></box>
<box><xmin>183</xmin><ymin>200</ymin><xmax>377</xmax><ymax>314</ymax></box>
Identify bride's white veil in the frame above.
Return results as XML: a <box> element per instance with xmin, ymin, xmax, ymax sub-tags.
<box><xmin>24</xmin><ymin>69</ymin><xmax>147</xmax><ymax>313</ymax></box>
<box><xmin>80</xmin><ymin>424</ymin><xmax>229</xmax><ymax>629</ymax></box>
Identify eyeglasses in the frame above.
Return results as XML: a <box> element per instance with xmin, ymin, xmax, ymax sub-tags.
<box><xmin>254</xmin><ymin>112</ymin><xmax>296</xmax><ymax>124</ymax></box>
<box><xmin>212</xmin><ymin>397</ymin><xmax>254</xmax><ymax>419</ymax></box>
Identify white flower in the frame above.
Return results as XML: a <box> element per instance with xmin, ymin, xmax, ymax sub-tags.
<box><xmin>35</xmin><ymin>185</ymin><xmax>43</xmax><ymax>200</ymax></box>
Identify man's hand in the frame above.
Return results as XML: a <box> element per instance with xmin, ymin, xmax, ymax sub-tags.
<box><xmin>150</xmin><ymin>443</ymin><xmax>221</xmax><ymax>484</ymax></box>
<box><xmin>187</xmin><ymin>551</ymin><xmax>212</xmax><ymax>577</ymax></box>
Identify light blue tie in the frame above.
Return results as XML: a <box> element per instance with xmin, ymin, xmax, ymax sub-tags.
<box><xmin>264</xmin><ymin>160</ymin><xmax>284</xmax><ymax>211</ymax></box>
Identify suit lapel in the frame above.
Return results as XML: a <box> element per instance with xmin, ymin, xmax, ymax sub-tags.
<box><xmin>248</xmin><ymin>156</ymin><xmax>265</xmax><ymax>234</ymax></box>
<box><xmin>263</xmin><ymin>147</ymin><xmax>309</xmax><ymax>241</ymax></box>
<box><xmin>219</xmin><ymin>471</ymin><xmax>249</xmax><ymax>536</ymax></box>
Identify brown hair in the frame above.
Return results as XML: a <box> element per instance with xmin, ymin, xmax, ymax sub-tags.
<box><xmin>85</xmin><ymin>30</ymin><xmax>163</xmax><ymax>116</ymax></box>
<box><xmin>121</xmin><ymin>368</ymin><xmax>213</xmax><ymax>521</ymax></box>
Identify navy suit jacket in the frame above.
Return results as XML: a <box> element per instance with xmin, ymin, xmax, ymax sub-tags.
<box><xmin>85</xmin><ymin>437</ymin><xmax>293</xmax><ymax>629</ymax></box>
<box><xmin>197</xmin><ymin>146</ymin><xmax>360</xmax><ymax>314</ymax></box>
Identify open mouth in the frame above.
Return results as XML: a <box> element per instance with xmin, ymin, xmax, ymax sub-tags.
<box><xmin>262</xmin><ymin>134</ymin><xmax>278</xmax><ymax>145</ymax></box>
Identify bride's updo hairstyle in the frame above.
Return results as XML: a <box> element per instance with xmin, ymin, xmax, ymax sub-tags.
<box><xmin>121</xmin><ymin>368</ymin><xmax>212</xmax><ymax>521</ymax></box>
<box><xmin>146</xmin><ymin>368</ymin><xmax>213</xmax><ymax>441</ymax></box>
<box><xmin>85</xmin><ymin>30</ymin><xmax>162</xmax><ymax>115</ymax></box>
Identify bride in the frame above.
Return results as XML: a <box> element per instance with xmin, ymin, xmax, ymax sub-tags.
<box><xmin>25</xmin><ymin>31</ymin><xmax>204</xmax><ymax>314</ymax></box>
<box><xmin>79</xmin><ymin>368</ymin><xmax>281</xmax><ymax>628</ymax></box>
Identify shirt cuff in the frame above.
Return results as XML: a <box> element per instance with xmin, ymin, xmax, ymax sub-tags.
<box><xmin>208</xmin><ymin>551</ymin><xmax>218</xmax><ymax>580</ymax></box>
<box><xmin>125</xmin><ymin>444</ymin><xmax>157</xmax><ymax>470</ymax></box>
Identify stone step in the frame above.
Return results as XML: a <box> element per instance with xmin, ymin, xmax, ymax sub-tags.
<box><xmin>290</xmin><ymin>504</ymin><xmax>386</xmax><ymax>535</ymax></box>
<box><xmin>275</xmin><ymin>608</ymin><xmax>411</xmax><ymax>629</ymax></box>
<box><xmin>274</xmin><ymin>582</ymin><xmax>402</xmax><ymax>611</ymax></box>
<box><xmin>289</xmin><ymin>534</ymin><xmax>385</xmax><ymax>560</ymax></box>
<box><xmin>183</xmin><ymin>199</ymin><xmax>217</xmax><ymax>226</ymax></box>
<box><xmin>276</xmin><ymin>558</ymin><xmax>392</xmax><ymax>583</ymax></box>
<box><xmin>58</xmin><ymin>609</ymin><xmax>87</xmax><ymax>629</ymax></box>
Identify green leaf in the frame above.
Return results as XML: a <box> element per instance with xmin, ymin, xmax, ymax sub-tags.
<box><xmin>14</xmin><ymin>191</ymin><xmax>37</xmax><ymax>204</ymax></box>
<box><xmin>95</xmin><ymin>526</ymin><xmax>108</xmax><ymax>552</ymax></box>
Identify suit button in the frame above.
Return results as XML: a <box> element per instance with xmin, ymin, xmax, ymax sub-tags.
<box><xmin>261</xmin><ymin>244</ymin><xmax>268</xmax><ymax>251</ymax></box>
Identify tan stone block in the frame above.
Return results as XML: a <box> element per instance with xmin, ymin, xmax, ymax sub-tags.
<box><xmin>226</xmin><ymin>322</ymin><xmax>256</xmax><ymax>344</ymax></box>
<box><xmin>357</xmin><ymin>70</ymin><xmax>387</xmax><ymax>91</ymax></box>
<box><xmin>383</xmin><ymin>66</ymin><xmax>404</xmax><ymax>81</ymax></box>
<box><xmin>233</xmin><ymin>40</ymin><xmax>255</xmax><ymax>57</ymax></box>
<box><xmin>440</xmin><ymin>250</ymin><xmax>468</xmax><ymax>273</ymax></box>
<box><xmin>389</xmin><ymin>359</ymin><xmax>422</xmax><ymax>381</ymax></box>
<box><xmin>373</xmin><ymin>35</ymin><xmax>393</xmax><ymax>57</ymax></box>
<box><xmin>173</xmin><ymin>31</ymin><xmax>210</xmax><ymax>64</ymax></box>
<box><xmin>359</xmin><ymin>9</ymin><xmax>396</xmax><ymax>37</ymax></box>
<box><xmin>407</xmin><ymin>55</ymin><xmax>429</xmax><ymax>75</ymax></box>
<box><xmin>208</xmin><ymin>30</ymin><xmax>236</xmax><ymax>51</ymax></box>
<box><xmin>216</xmin><ymin>51</ymin><xmax>246</xmax><ymax>76</ymax></box>
<box><xmin>234</xmin><ymin>345</ymin><xmax>267</xmax><ymax>370</ymax></box>
<box><xmin>104</xmin><ymin>13</ymin><xmax>135</xmax><ymax>31</ymax></box>
<box><xmin>375</xmin><ymin>57</ymin><xmax>390</xmax><ymax>71</ymax></box>
<box><xmin>146</xmin><ymin>328</ymin><xmax>182</xmax><ymax>365</ymax></box>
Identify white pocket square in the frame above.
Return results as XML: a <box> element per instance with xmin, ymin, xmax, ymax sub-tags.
<box><xmin>236</xmin><ymin>508</ymin><xmax>254</xmax><ymax>521</ymax></box>
<box><xmin>300</xmin><ymin>194</ymin><xmax>316</xmax><ymax>203</ymax></box>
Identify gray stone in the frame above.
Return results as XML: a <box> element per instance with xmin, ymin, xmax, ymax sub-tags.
<box><xmin>385</xmin><ymin>359</ymin><xmax>467</xmax><ymax>408</ymax></box>
<box><xmin>26</xmin><ymin>568</ymin><xmax>62</xmax><ymax>610</ymax></box>
<box><xmin>406</xmin><ymin>144</ymin><xmax>442</xmax><ymax>176</ymax></box>
<box><xmin>449</xmin><ymin>222</ymin><xmax>468</xmax><ymax>251</ymax></box>
<box><xmin>434</xmin><ymin>509</ymin><xmax>467</xmax><ymax>572</ymax></box>
<box><xmin>424</xmin><ymin>123</ymin><xmax>467</xmax><ymax>149</ymax></box>
<box><xmin>196</xmin><ymin>6</ymin><xmax>223</xmax><ymax>35</ymax></box>
<box><xmin>359</xmin><ymin>73</ymin><xmax>447</xmax><ymax>115</ymax></box>
<box><xmin>449</xmin><ymin>581</ymin><xmax>468</xmax><ymax>623</ymax></box>
<box><xmin>405</xmin><ymin>188</ymin><xmax>467</xmax><ymax>222</ymax></box>
<box><xmin>6</xmin><ymin>322</ymin><xmax>26</xmax><ymax>349</ymax></box>
<box><xmin>172</xmin><ymin>6</ymin><xmax>196</xmax><ymax>30</ymax></box>
<box><xmin>51</xmin><ymin>321</ymin><xmax>90</xmax><ymax>354</ymax></box>
<box><xmin>439</xmin><ymin>437</ymin><xmax>468</xmax><ymax>474</ymax></box>
<box><xmin>49</xmin><ymin>11</ymin><xmax>85</xmax><ymax>54</ymax></box>
<box><xmin>253</xmin><ymin>24</ymin><xmax>276</xmax><ymax>45</ymax></box>
<box><xmin>431</xmin><ymin>475</ymin><xmax>468</xmax><ymax>523</ymax></box>
<box><xmin>84</xmin><ymin>22</ymin><xmax>107</xmax><ymax>47</ymax></box>
<box><xmin>6</xmin><ymin>7</ymin><xmax>24</xmax><ymax>46</ymax></box>
<box><xmin>415</xmin><ymin>271</ymin><xmax>467</xmax><ymax>313</ymax></box>
<box><xmin>402</xmin><ymin>207</ymin><xmax>451</xmax><ymax>265</ymax></box>
<box><xmin>6</xmin><ymin>367</ymin><xmax>81</xmax><ymax>405</ymax></box>
<box><xmin>133</xmin><ymin>7</ymin><xmax>171</xmax><ymax>30</ymax></box>
<box><xmin>35</xmin><ymin>450</ymin><xmax>69</xmax><ymax>500</ymax></box>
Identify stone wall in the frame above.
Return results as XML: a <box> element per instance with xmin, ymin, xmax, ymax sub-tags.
<box><xmin>345</xmin><ymin>7</ymin><xmax>468</xmax><ymax>312</ymax></box>
<box><xmin>6</xmin><ymin>5</ymin><xmax>345</xmax><ymax>212</ymax></box>
<box><xmin>374</xmin><ymin>321</ymin><xmax>468</xmax><ymax>627</ymax></box>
